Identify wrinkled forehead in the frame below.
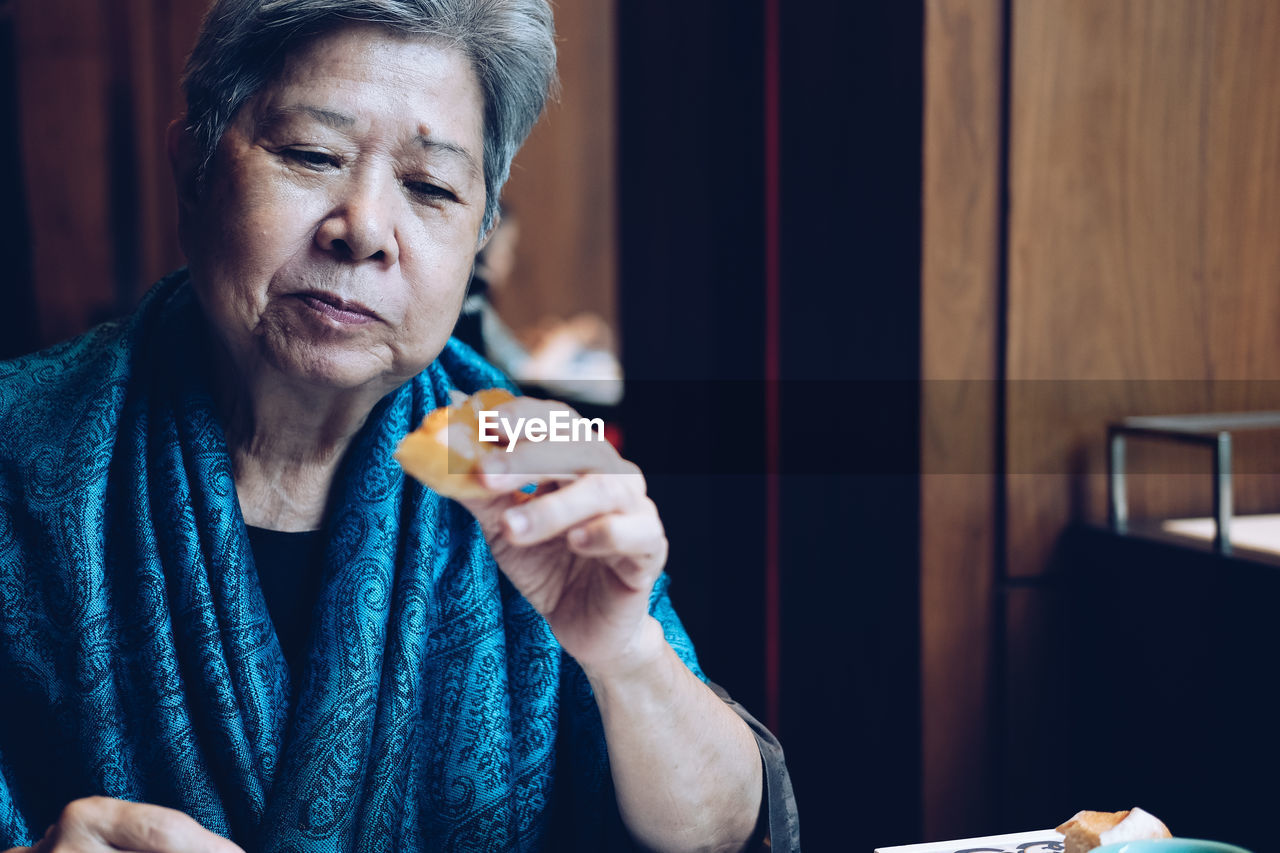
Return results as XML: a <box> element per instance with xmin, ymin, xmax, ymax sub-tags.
<box><xmin>274</xmin><ymin>23</ymin><xmax>463</xmax><ymax>81</ymax></box>
<box><xmin>232</xmin><ymin>24</ymin><xmax>485</xmax><ymax>161</ymax></box>
<box><xmin>238</xmin><ymin>22</ymin><xmax>483</xmax><ymax>132</ymax></box>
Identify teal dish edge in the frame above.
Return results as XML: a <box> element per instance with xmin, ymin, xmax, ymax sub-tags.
<box><xmin>1092</xmin><ymin>840</ymin><xmax>1254</xmax><ymax>853</ymax></box>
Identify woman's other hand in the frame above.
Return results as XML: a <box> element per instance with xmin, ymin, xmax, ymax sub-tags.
<box><xmin>456</xmin><ymin>396</ymin><xmax>667</xmax><ymax>673</ymax></box>
<box><xmin>4</xmin><ymin>797</ymin><xmax>243</xmax><ymax>853</ymax></box>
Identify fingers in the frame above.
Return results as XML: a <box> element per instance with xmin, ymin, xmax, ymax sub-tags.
<box><xmin>461</xmin><ymin>394</ymin><xmax>669</xmax><ymax>591</ymax></box>
<box><xmin>500</xmin><ymin>473</ymin><xmax>648</xmax><ymax>547</ymax></box>
<box><xmin>566</xmin><ymin>512</ymin><xmax>668</xmax><ymax>562</ymax></box>
<box><xmin>46</xmin><ymin>797</ymin><xmax>244</xmax><ymax>853</ymax></box>
<box><xmin>566</xmin><ymin>514</ymin><xmax>668</xmax><ymax>591</ymax></box>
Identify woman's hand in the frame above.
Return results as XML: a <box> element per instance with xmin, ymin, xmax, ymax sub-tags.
<box><xmin>456</xmin><ymin>397</ymin><xmax>764</xmax><ymax>852</ymax></box>
<box><xmin>455</xmin><ymin>397</ymin><xmax>667</xmax><ymax>673</ymax></box>
<box><xmin>4</xmin><ymin>797</ymin><xmax>243</xmax><ymax>853</ymax></box>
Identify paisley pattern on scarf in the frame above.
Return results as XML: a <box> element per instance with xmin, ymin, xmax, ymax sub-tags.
<box><xmin>0</xmin><ymin>271</ymin><xmax>706</xmax><ymax>851</ymax></box>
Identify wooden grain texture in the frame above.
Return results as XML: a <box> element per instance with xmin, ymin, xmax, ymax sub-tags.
<box><xmin>497</xmin><ymin>0</ymin><xmax>617</xmax><ymax>335</ymax></box>
<box><xmin>920</xmin><ymin>0</ymin><xmax>1003</xmax><ymax>838</ymax></box>
<box><xmin>14</xmin><ymin>0</ymin><xmax>205</xmax><ymax>346</ymax></box>
<box><xmin>1005</xmin><ymin>0</ymin><xmax>1280</xmax><ymax>577</ymax></box>
<box><xmin>14</xmin><ymin>0</ymin><xmax>115</xmax><ymax>344</ymax></box>
<box><xmin>126</xmin><ymin>0</ymin><xmax>204</xmax><ymax>303</ymax></box>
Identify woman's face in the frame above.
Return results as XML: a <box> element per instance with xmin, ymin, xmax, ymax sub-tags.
<box><xmin>179</xmin><ymin>25</ymin><xmax>489</xmax><ymax>394</ymax></box>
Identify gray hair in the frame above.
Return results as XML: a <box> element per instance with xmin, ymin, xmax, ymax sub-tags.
<box><xmin>182</xmin><ymin>0</ymin><xmax>558</xmax><ymax>233</ymax></box>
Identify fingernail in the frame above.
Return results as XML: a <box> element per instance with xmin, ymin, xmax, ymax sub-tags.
<box><xmin>569</xmin><ymin>528</ymin><xmax>589</xmax><ymax>546</ymax></box>
<box><xmin>505</xmin><ymin>509</ymin><xmax>529</xmax><ymax>536</ymax></box>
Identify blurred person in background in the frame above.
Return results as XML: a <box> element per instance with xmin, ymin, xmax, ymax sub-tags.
<box><xmin>454</xmin><ymin>207</ymin><xmax>624</xmax><ymax>407</ymax></box>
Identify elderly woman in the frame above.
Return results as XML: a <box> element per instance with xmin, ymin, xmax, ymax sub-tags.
<box><xmin>0</xmin><ymin>1</ymin><xmax>797</xmax><ymax>851</ymax></box>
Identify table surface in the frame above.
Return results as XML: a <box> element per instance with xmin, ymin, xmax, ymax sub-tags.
<box><xmin>874</xmin><ymin>828</ymin><xmax>1062</xmax><ymax>853</ymax></box>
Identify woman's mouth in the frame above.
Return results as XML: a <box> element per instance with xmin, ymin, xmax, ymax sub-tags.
<box><xmin>295</xmin><ymin>291</ymin><xmax>380</xmax><ymax>325</ymax></box>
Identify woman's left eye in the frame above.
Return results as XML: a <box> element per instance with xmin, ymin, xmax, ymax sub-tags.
<box><xmin>405</xmin><ymin>180</ymin><xmax>458</xmax><ymax>204</ymax></box>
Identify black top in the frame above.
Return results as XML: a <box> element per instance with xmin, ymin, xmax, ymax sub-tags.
<box><xmin>243</xmin><ymin>527</ymin><xmax>799</xmax><ymax>850</ymax></box>
<box><xmin>246</xmin><ymin>525</ymin><xmax>326</xmax><ymax>680</ymax></box>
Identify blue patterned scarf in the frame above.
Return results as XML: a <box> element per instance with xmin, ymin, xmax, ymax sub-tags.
<box><xmin>0</xmin><ymin>272</ymin><xmax>704</xmax><ymax>851</ymax></box>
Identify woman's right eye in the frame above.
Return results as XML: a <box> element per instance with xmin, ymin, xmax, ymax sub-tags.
<box><xmin>283</xmin><ymin>148</ymin><xmax>338</xmax><ymax>170</ymax></box>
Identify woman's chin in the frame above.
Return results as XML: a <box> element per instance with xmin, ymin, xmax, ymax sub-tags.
<box><xmin>265</xmin><ymin>342</ymin><xmax>400</xmax><ymax>394</ymax></box>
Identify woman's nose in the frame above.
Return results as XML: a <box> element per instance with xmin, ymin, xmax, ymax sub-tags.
<box><xmin>315</xmin><ymin>170</ymin><xmax>400</xmax><ymax>265</ymax></box>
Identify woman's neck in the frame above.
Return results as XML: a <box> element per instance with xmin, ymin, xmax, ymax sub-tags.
<box><xmin>212</xmin><ymin>352</ymin><xmax>390</xmax><ymax>532</ymax></box>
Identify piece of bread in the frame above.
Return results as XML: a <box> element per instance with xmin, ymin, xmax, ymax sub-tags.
<box><xmin>1056</xmin><ymin>807</ymin><xmax>1172</xmax><ymax>853</ymax></box>
<box><xmin>394</xmin><ymin>388</ymin><xmax>515</xmax><ymax>499</ymax></box>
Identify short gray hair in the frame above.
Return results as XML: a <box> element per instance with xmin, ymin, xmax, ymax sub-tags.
<box><xmin>182</xmin><ymin>0</ymin><xmax>558</xmax><ymax>233</ymax></box>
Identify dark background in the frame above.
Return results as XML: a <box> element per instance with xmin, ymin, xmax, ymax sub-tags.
<box><xmin>618</xmin><ymin>2</ymin><xmax>923</xmax><ymax>850</ymax></box>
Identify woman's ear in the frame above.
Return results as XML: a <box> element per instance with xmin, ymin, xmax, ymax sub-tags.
<box><xmin>166</xmin><ymin>119</ymin><xmax>200</xmax><ymax>213</ymax></box>
<box><xmin>476</xmin><ymin>209</ymin><xmax>501</xmax><ymax>253</ymax></box>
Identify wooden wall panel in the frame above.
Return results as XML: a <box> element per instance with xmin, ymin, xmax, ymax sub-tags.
<box><xmin>14</xmin><ymin>0</ymin><xmax>116</xmax><ymax>345</ymax></box>
<box><xmin>13</xmin><ymin>0</ymin><xmax>206</xmax><ymax>347</ymax></box>
<box><xmin>497</xmin><ymin>0</ymin><xmax>617</xmax><ymax>335</ymax></box>
<box><xmin>121</xmin><ymin>0</ymin><xmax>207</xmax><ymax>303</ymax></box>
<box><xmin>1005</xmin><ymin>0</ymin><xmax>1280</xmax><ymax>577</ymax></box>
<box><xmin>920</xmin><ymin>0</ymin><xmax>1002</xmax><ymax>839</ymax></box>
<box><xmin>1202</xmin><ymin>3</ymin><xmax>1280</xmax><ymax>376</ymax></box>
